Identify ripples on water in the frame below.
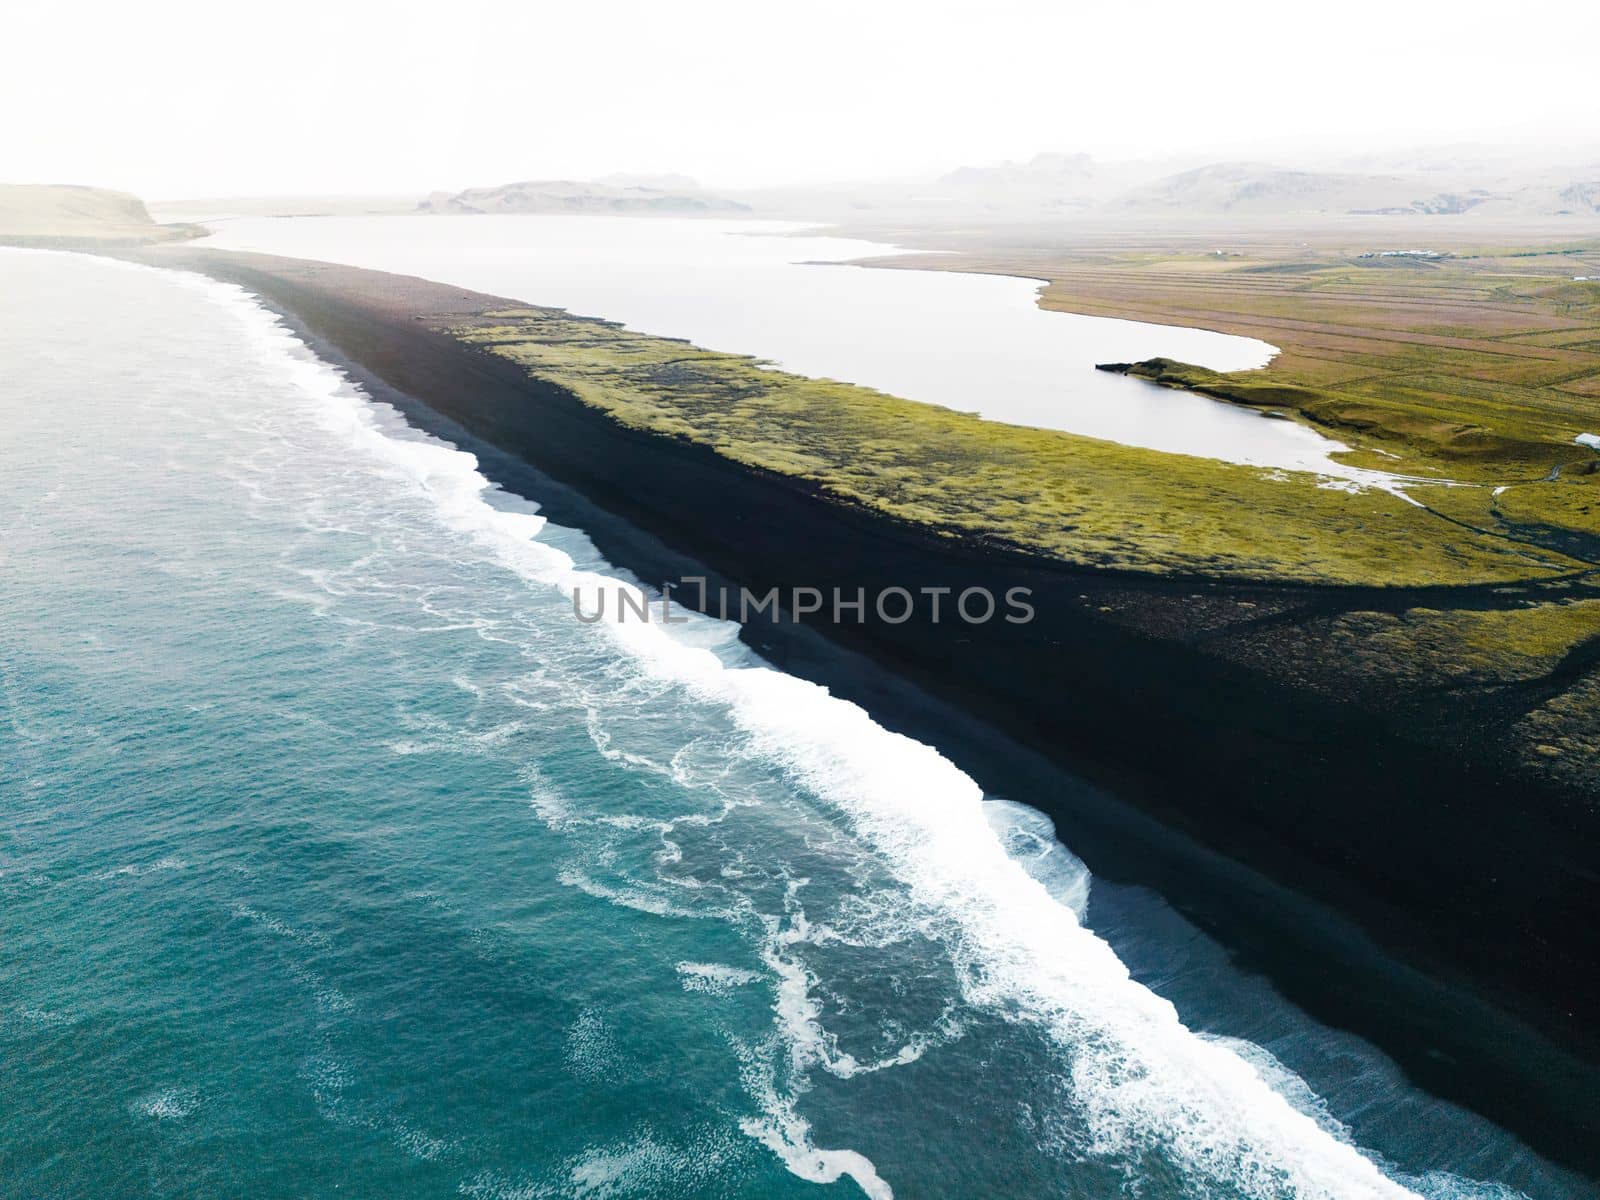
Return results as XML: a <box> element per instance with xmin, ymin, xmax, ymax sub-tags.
<box><xmin>0</xmin><ymin>251</ymin><xmax>1581</xmax><ymax>1198</ymax></box>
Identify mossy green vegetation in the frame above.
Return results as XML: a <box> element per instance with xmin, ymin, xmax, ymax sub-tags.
<box><xmin>1326</xmin><ymin>601</ymin><xmax>1600</xmax><ymax>687</ymax></box>
<box><xmin>1105</xmin><ymin>354</ymin><xmax>1600</xmax><ymax>559</ymax></box>
<box><xmin>1102</xmin><ymin>355</ymin><xmax>1581</xmax><ymax>469</ymax></box>
<box><xmin>1517</xmin><ymin>670</ymin><xmax>1600</xmax><ymax>789</ymax></box>
<box><xmin>977</xmin><ymin>238</ymin><xmax>1600</xmax><ymax>551</ymax></box>
<box><xmin>1376</xmin><ymin>597</ymin><xmax>1597</xmax><ymax>770</ymax></box>
<box><xmin>449</xmin><ymin>306</ymin><xmax>1588</xmax><ymax>586</ymax></box>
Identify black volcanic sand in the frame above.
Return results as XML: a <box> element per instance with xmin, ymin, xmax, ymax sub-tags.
<box><xmin>124</xmin><ymin>246</ymin><xmax>1600</xmax><ymax>1176</ymax></box>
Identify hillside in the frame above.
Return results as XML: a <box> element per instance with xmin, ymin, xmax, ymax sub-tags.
<box><xmin>0</xmin><ymin>184</ymin><xmax>201</xmax><ymax>243</ymax></box>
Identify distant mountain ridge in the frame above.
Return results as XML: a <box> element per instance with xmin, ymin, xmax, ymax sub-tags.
<box><xmin>1107</xmin><ymin>160</ymin><xmax>1600</xmax><ymax>217</ymax></box>
<box><xmin>748</xmin><ymin>152</ymin><xmax>1600</xmax><ymax>222</ymax></box>
<box><xmin>1110</xmin><ymin>162</ymin><xmax>1413</xmax><ymax>213</ymax></box>
<box><xmin>419</xmin><ymin>178</ymin><xmax>749</xmax><ymax>216</ymax></box>
<box><xmin>132</xmin><ymin>149</ymin><xmax>1600</xmax><ymax>233</ymax></box>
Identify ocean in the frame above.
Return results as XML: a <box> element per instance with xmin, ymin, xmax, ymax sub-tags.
<box><xmin>0</xmin><ymin>249</ymin><xmax>1581</xmax><ymax>1199</ymax></box>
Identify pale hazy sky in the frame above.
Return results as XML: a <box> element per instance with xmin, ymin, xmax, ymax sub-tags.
<box><xmin>6</xmin><ymin>0</ymin><xmax>1597</xmax><ymax>199</ymax></box>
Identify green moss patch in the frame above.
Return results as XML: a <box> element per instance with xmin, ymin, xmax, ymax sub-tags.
<box><xmin>447</xmin><ymin>307</ymin><xmax>1586</xmax><ymax>586</ymax></box>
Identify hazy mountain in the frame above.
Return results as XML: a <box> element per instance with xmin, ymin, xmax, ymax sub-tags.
<box><xmin>140</xmin><ymin>146</ymin><xmax>1600</xmax><ymax>233</ymax></box>
<box><xmin>1106</xmin><ymin>162</ymin><xmax>1462</xmax><ymax>215</ymax></box>
<box><xmin>1554</xmin><ymin>180</ymin><xmax>1600</xmax><ymax>214</ymax></box>
<box><xmin>935</xmin><ymin>152</ymin><xmax>1103</xmax><ymax>209</ymax></box>
<box><xmin>743</xmin><ymin>150</ymin><xmax>1600</xmax><ymax>224</ymax></box>
<box><xmin>1082</xmin><ymin>158</ymin><xmax>1600</xmax><ymax>219</ymax></box>
<box><xmin>738</xmin><ymin>152</ymin><xmax>1184</xmax><ymax>222</ymax></box>
<box><xmin>419</xmin><ymin>178</ymin><xmax>749</xmax><ymax>216</ymax></box>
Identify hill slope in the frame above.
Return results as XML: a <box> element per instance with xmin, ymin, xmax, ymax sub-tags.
<box><xmin>0</xmin><ymin>184</ymin><xmax>201</xmax><ymax>243</ymax></box>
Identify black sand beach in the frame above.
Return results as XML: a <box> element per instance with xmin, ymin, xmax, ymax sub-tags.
<box><xmin>121</xmin><ymin>245</ymin><xmax>1600</xmax><ymax>1174</ymax></box>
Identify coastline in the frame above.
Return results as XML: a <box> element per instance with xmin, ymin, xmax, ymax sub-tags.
<box><xmin>116</xmin><ymin>244</ymin><xmax>1600</xmax><ymax>1174</ymax></box>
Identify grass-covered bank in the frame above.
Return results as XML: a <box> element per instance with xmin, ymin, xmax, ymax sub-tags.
<box><xmin>451</xmin><ymin>300</ymin><xmax>1600</xmax><ymax>795</ymax></box>
<box><xmin>1099</xmin><ymin>352</ymin><xmax>1600</xmax><ymax>556</ymax></box>
<box><xmin>450</xmin><ymin>306</ymin><xmax>1587</xmax><ymax>585</ymax></box>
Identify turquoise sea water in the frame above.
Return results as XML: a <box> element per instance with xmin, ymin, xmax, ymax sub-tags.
<box><xmin>0</xmin><ymin>251</ymin><xmax>1583</xmax><ymax>1198</ymax></box>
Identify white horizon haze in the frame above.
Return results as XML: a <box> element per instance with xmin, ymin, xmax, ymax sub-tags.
<box><xmin>5</xmin><ymin>0</ymin><xmax>1599</xmax><ymax>200</ymax></box>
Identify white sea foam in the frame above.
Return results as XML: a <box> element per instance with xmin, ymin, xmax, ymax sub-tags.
<box><xmin>460</xmin><ymin>1124</ymin><xmax>746</xmax><ymax>1200</ymax></box>
<box><xmin>1204</xmin><ymin>1034</ymin><xmax>1352</xmax><ymax>1142</ymax></box>
<box><xmin>94</xmin><ymin>855</ymin><xmax>187</xmax><ymax>881</ymax></box>
<box><xmin>565</xmin><ymin>1008</ymin><xmax>628</xmax><ymax>1083</ymax></box>
<box><xmin>567</xmin><ymin>1125</ymin><xmax>743</xmax><ymax>1196</ymax></box>
<box><xmin>13</xmin><ymin>1006</ymin><xmax>79</xmax><ymax>1028</ymax></box>
<box><xmin>985</xmin><ymin>798</ymin><xmax>1091</xmax><ymax>919</ymax></box>
<box><xmin>131</xmin><ymin>1087</ymin><xmax>202</xmax><ymax>1121</ymax></box>
<box><xmin>387</xmin><ymin>716</ymin><xmax>526</xmax><ymax>757</ymax></box>
<box><xmin>557</xmin><ymin>866</ymin><xmax>730</xmax><ymax>922</ymax></box>
<box><xmin>732</xmin><ymin>1019</ymin><xmax>896</xmax><ymax>1200</ymax></box>
<box><xmin>145</xmin><ymin>256</ymin><xmax>1502</xmax><ymax>1200</ymax></box>
<box><xmin>675</xmin><ymin>961</ymin><xmax>765</xmax><ymax>994</ymax></box>
<box><xmin>231</xmin><ymin>902</ymin><xmax>332</xmax><ymax>950</ymax></box>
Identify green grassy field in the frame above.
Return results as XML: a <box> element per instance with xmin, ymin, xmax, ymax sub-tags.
<box><xmin>450</xmin><ymin>306</ymin><xmax>1588</xmax><ymax>587</ymax></box>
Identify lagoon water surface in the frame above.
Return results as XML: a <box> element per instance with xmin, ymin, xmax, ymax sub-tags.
<box><xmin>1</xmin><ymin>250</ymin><xmax>1583</xmax><ymax>1198</ymax></box>
<box><xmin>189</xmin><ymin>214</ymin><xmax>1401</xmax><ymax>484</ymax></box>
